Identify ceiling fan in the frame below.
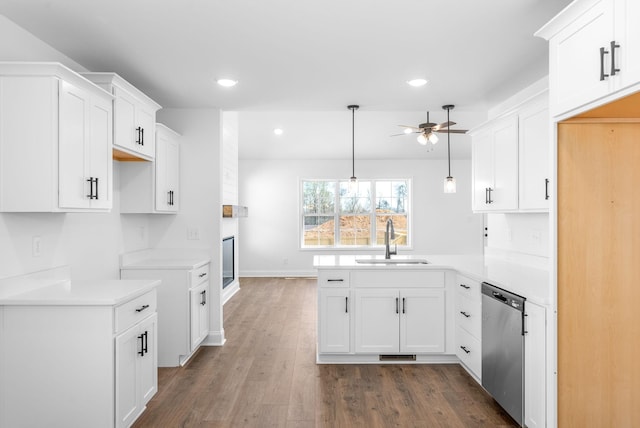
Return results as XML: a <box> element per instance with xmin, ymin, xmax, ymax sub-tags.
<box><xmin>392</xmin><ymin>104</ymin><xmax>468</xmax><ymax>146</ymax></box>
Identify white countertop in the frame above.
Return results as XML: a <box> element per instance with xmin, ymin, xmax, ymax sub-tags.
<box><xmin>0</xmin><ymin>278</ymin><xmax>160</xmax><ymax>306</ymax></box>
<box><xmin>313</xmin><ymin>254</ymin><xmax>550</xmax><ymax>306</ymax></box>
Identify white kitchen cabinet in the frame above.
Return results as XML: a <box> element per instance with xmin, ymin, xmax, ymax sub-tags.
<box><xmin>0</xmin><ymin>62</ymin><xmax>113</xmax><ymax>212</ymax></box>
<box><xmin>454</xmin><ymin>275</ymin><xmax>482</xmax><ymax>379</ymax></box>
<box><xmin>120</xmin><ymin>123</ymin><xmax>181</xmax><ymax>213</ymax></box>
<box><xmin>116</xmin><ymin>312</ymin><xmax>158</xmax><ymax>428</ymax></box>
<box><xmin>190</xmin><ymin>276</ymin><xmax>210</xmax><ymax>351</ymax></box>
<box><xmin>354</xmin><ymin>288</ymin><xmax>445</xmax><ymax>354</ymax></box>
<box><xmin>524</xmin><ymin>301</ymin><xmax>547</xmax><ymax>428</ymax></box>
<box><xmin>0</xmin><ymin>273</ymin><xmax>158</xmax><ymax>428</ymax></box>
<box><xmin>318</xmin><ymin>288</ymin><xmax>351</xmax><ymax>353</ymax></box>
<box><xmin>121</xmin><ymin>261</ymin><xmax>211</xmax><ymax>367</ymax></box>
<box><xmin>471</xmin><ymin>114</ymin><xmax>519</xmax><ymax>212</ymax></box>
<box><xmin>81</xmin><ymin>72</ymin><xmax>161</xmax><ymax>161</ymax></box>
<box><xmin>536</xmin><ymin>0</ymin><xmax>640</xmax><ymax>117</ymax></box>
<box><xmin>518</xmin><ymin>94</ymin><xmax>550</xmax><ymax>211</ymax></box>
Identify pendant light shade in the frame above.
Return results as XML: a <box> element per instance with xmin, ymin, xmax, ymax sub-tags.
<box><xmin>443</xmin><ymin>104</ymin><xmax>456</xmax><ymax>194</ymax></box>
<box><xmin>348</xmin><ymin>105</ymin><xmax>359</xmax><ymax>191</ymax></box>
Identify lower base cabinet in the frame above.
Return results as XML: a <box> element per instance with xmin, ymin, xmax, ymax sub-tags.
<box><xmin>318</xmin><ymin>288</ymin><xmax>351</xmax><ymax>353</ymax></box>
<box><xmin>355</xmin><ymin>288</ymin><xmax>445</xmax><ymax>354</ymax></box>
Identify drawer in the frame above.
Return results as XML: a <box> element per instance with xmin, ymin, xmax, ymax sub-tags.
<box><xmin>456</xmin><ymin>275</ymin><xmax>481</xmax><ymax>301</ymax></box>
<box><xmin>456</xmin><ymin>326</ymin><xmax>481</xmax><ymax>379</ymax></box>
<box><xmin>114</xmin><ymin>290</ymin><xmax>157</xmax><ymax>334</ymax></box>
<box><xmin>455</xmin><ymin>293</ymin><xmax>482</xmax><ymax>339</ymax></box>
<box><xmin>351</xmin><ymin>270</ymin><xmax>445</xmax><ymax>288</ymax></box>
<box><xmin>191</xmin><ymin>264</ymin><xmax>210</xmax><ymax>286</ymax></box>
<box><xmin>318</xmin><ymin>270</ymin><xmax>350</xmax><ymax>287</ymax></box>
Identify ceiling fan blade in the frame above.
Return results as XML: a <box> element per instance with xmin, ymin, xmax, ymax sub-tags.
<box><xmin>432</xmin><ymin>121</ymin><xmax>456</xmax><ymax>131</ymax></box>
<box><xmin>434</xmin><ymin>129</ymin><xmax>468</xmax><ymax>134</ymax></box>
<box><xmin>398</xmin><ymin>125</ymin><xmax>422</xmax><ymax>130</ymax></box>
<box><xmin>390</xmin><ymin>131</ymin><xmax>419</xmax><ymax>137</ymax></box>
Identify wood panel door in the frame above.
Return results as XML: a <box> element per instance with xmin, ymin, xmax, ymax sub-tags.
<box><xmin>558</xmin><ymin>121</ymin><xmax>640</xmax><ymax>427</ymax></box>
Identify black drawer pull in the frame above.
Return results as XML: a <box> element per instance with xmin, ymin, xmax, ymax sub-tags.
<box><xmin>135</xmin><ymin>304</ymin><xmax>150</xmax><ymax>313</ymax></box>
<box><xmin>327</xmin><ymin>279</ymin><xmax>344</xmax><ymax>282</ymax></box>
<box><xmin>460</xmin><ymin>311</ymin><xmax>471</xmax><ymax>318</ymax></box>
<box><xmin>459</xmin><ymin>283</ymin><xmax>471</xmax><ymax>290</ymax></box>
<box><xmin>199</xmin><ymin>272</ymin><xmax>207</xmax><ymax>278</ymax></box>
<box><xmin>460</xmin><ymin>346</ymin><xmax>471</xmax><ymax>354</ymax></box>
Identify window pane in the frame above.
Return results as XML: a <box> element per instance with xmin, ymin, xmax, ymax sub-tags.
<box><xmin>303</xmin><ymin>215</ymin><xmax>334</xmax><ymax>246</ymax></box>
<box><xmin>339</xmin><ymin>181</ymin><xmax>371</xmax><ymax>213</ymax></box>
<box><xmin>375</xmin><ymin>214</ymin><xmax>408</xmax><ymax>245</ymax></box>
<box><xmin>302</xmin><ymin>181</ymin><xmax>335</xmax><ymax>214</ymax></box>
<box><xmin>339</xmin><ymin>215</ymin><xmax>371</xmax><ymax>246</ymax></box>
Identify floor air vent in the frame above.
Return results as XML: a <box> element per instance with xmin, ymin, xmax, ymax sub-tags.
<box><xmin>379</xmin><ymin>355</ymin><xmax>416</xmax><ymax>361</ymax></box>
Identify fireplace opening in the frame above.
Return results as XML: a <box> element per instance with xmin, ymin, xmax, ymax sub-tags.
<box><xmin>222</xmin><ymin>236</ymin><xmax>234</xmax><ymax>289</ymax></box>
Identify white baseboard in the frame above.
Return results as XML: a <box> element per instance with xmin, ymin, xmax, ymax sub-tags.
<box><xmin>239</xmin><ymin>270</ymin><xmax>317</xmax><ymax>278</ymax></box>
<box><xmin>201</xmin><ymin>329</ymin><xmax>226</xmax><ymax>346</ymax></box>
<box><xmin>222</xmin><ymin>281</ymin><xmax>240</xmax><ymax>305</ymax></box>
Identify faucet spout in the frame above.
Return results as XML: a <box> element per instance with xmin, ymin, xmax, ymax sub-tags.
<box><xmin>385</xmin><ymin>218</ymin><xmax>397</xmax><ymax>259</ymax></box>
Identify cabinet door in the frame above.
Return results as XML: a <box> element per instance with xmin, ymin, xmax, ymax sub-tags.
<box><xmin>155</xmin><ymin>131</ymin><xmax>180</xmax><ymax>212</ymax></box>
<box><xmin>491</xmin><ymin>115</ymin><xmax>519</xmax><ymax>211</ymax></box>
<box><xmin>115</xmin><ymin>324</ymin><xmax>140</xmax><ymax>428</ymax></box>
<box><xmin>87</xmin><ymin>94</ymin><xmax>113</xmax><ymax>209</ymax></box>
<box><xmin>114</xmin><ymin>88</ymin><xmax>137</xmax><ymax>153</ymax></box>
<box><xmin>318</xmin><ymin>288</ymin><xmax>351</xmax><ymax>353</ymax></box>
<box><xmin>524</xmin><ymin>302</ymin><xmax>546</xmax><ymax>428</ymax></box>
<box><xmin>58</xmin><ymin>80</ymin><xmax>90</xmax><ymax>209</ymax></box>
<box><xmin>549</xmin><ymin>0</ymin><xmax>614</xmax><ymax>116</ymax></box>
<box><xmin>354</xmin><ymin>289</ymin><xmax>399</xmax><ymax>353</ymax></box>
<box><xmin>615</xmin><ymin>0</ymin><xmax>640</xmax><ymax>91</ymax></box>
<box><xmin>399</xmin><ymin>289</ymin><xmax>445</xmax><ymax>353</ymax></box>
<box><xmin>136</xmin><ymin>105</ymin><xmax>156</xmax><ymax>159</ymax></box>
<box><xmin>519</xmin><ymin>100</ymin><xmax>550</xmax><ymax>210</ymax></box>
<box><xmin>139</xmin><ymin>314</ymin><xmax>158</xmax><ymax>406</ymax></box>
<box><xmin>471</xmin><ymin>128</ymin><xmax>494</xmax><ymax>211</ymax></box>
<box><xmin>190</xmin><ymin>282</ymin><xmax>209</xmax><ymax>351</ymax></box>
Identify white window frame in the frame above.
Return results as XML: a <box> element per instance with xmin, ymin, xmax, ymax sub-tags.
<box><xmin>300</xmin><ymin>178</ymin><xmax>412</xmax><ymax>250</ymax></box>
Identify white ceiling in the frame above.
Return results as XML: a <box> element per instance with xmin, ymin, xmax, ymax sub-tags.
<box><xmin>0</xmin><ymin>0</ymin><xmax>571</xmax><ymax>159</ymax></box>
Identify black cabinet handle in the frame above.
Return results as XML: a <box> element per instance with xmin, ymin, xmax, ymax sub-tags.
<box><xmin>460</xmin><ymin>346</ymin><xmax>471</xmax><ymax>354</ymax></box>
<box><xmin>610</xmin><ymin>40</ymin><xmax>620</xmax><ymax>76</ymax></box>
<box><xmin>485</xmin><ymin>187</ymin><xmax>489</xmax><ymax>204</ymax></box>
<box><xmin>170</xmin><ymin>190</ymin><xmax>174</xmax><ymax>206</ymax></box>
<box><xmin>201</xmin><ymin>290</ymin><xmax>207</xmax><ymax>306</ymax></box>
<box><xmin>460</xmin><ymin>311</ymin><xmax>471</xmax><ymax>318</ymax></box>
<box><xmin>402</xmin><ymin>297</ymin><xmax>406</xmax><ymax>314</ymax></box>
<box><xmin>600</xmin><ymin>46</ymin><xmax>610</xmax><ymax>81</ymax></box>
<box><xmin>136</xmin><ymin>127</ymin><xmax>142</xmax><ymax>144</ymax></box>
<box><xmin>327</xmin><ymin>279</ymin><xmax>344</xmax><ymax>282</ymax></box>
<box><xmin>142</xmin><ymin>331</ymin><xmax>148</xmax><ymax>355</ymax></box>
<box><xmin>135</xmin><ymin>304</ymin><xmax>150</xmax><ymax>313</ymax></box>
<box><xmin>395</xmin><ymin>297</ymin><xmax>399</xmax><ymax>314</ymax></box>
<box><xmin>138</xmin><ymin>333</ymin><xmax>145</xmax><ymax>356</ymax></box>
<box><xmin>345</xmin><ymin>296</ymin><xmax>348</xmax><ymax>313</ymax></box>
<box><xmin>86</xmin><ymin>177</ymin><xmax>98</xmax><ymax>200</ymax></box>
<box><xmin>545</xmin><ymin>178</ymin><xmax>550</xmax><ymax>200</ymax></box>
<box><xmin>141</xmin><ymin>127</ymin><xmax>144</xmax><ymax>146</ymax></box>
<box><xmin>460</xmin><ymin>283</ymin><xmax>471</xmax><ymax>290</ymax></box>
<box><xmin>167</xmin><ymin>190</ymin><xmax>172</xmax><ymax>206</ymax></box>
<box><xmin>487</xmin><ymin>187</ymin><xmax>493</xmax><ymax>204</ymax></box>
<box><xmin>95</xmin><ymin>177</ymin><xmax>99</xmax><ymax>200</ymax></box>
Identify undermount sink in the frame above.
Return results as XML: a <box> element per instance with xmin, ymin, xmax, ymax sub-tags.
<box><xmin>355</xmin><ymin>258</ymin><xmax>429</xmax><ymax>265</ymax></box>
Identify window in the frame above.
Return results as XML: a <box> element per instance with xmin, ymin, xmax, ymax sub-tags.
<box><xmin>301</xmin><ymin>179</ymin><xmax>410</xmax><ymax>248</ymax></box>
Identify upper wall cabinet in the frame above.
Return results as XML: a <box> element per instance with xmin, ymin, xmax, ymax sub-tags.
<box><xmin>470</xmin><ymin>91</ymin><xmax>550</xmax><ymax>213</ymax></box>
<box><xmin>0</xmin><ymin>62</ymin><xmax>114</xmax><ymax>212</ymax></box>
<box><xmin>536</xmin><ymin>0</ymin><xmax>640</xmax><ymax>118</ymax></box>
<box><xmin>81</xmin><ymin>72</ymin><xmax>161</xmax><ymax>161</ymax></box>
<box><xmin>120</xmin><ymin>124</ymin><xmax>180</xmax><ymax>214</ymax></box>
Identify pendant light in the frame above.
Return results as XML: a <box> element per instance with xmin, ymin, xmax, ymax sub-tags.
<box><xmin>348</xmin><ymin>105</ymin><xmax>359</xmax><ymax>192</ymax></box>
<box><xmin>443</xmin><ymin>104</ymin><xmax>456</xmax><ymax>193</ymax></box>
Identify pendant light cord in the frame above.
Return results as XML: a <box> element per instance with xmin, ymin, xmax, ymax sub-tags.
<box><xmin>348</xmin><ymin>105</ymin><xmax>359</xmax><ymax>179</ymax></box>
<box><xmin>447</xmin><ymin>107</ymin><xmax>451</xmax><ymax>177</ymax></box>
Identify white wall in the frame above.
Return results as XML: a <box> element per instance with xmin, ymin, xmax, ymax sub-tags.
<box><xmin>0</xmin><ymin>16</ymin><xmax>150</xmax><ymax>280</ymax></box>
<box><xmin>238</xmin><ymin>158</ymin><xmax>483</xmax><ymax>276</ymax></box>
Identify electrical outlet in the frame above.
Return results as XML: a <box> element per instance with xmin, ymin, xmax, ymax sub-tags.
<box><xmin>32</xmin><ymin>236</ymin><xmax>42</xmax><ymax>257</ymax></box>
<box><xmin>187</xmin><ymin>227</ymin><xmax>200</xmax><ymax>240</ymax></box>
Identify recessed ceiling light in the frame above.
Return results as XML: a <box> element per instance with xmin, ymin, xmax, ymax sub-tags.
<box><xmin>217</xmin><ymin>78</ymin><xmax>238</xmax><ymax>87</ymax></box>
<box><xmin>273</xmin><ymin>128</ymin><xmax>284</xmax><ymax>135</ymax></box>
<box><xmin>406</xmin><ymin>78</ymin><xmax>428</xmax><ymax>87</ymax></box>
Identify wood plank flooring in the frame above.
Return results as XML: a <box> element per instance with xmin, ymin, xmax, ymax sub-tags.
<box><xmin>133</xmin><ymin>277</ymin><xmax>516</xmax><ymax>428</ymax></box>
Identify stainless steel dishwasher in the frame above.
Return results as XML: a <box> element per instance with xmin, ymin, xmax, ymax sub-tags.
<box><xmin>481</xmin><ymin>282</ymin><xmax>525</xmax><ymax>427</ymax></box>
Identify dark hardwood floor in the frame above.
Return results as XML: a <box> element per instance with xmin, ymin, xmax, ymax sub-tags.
<box><xmin>133</xmin><ymin>277</ymin><xmax>517</xmax><ymax>427</ymax></box>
